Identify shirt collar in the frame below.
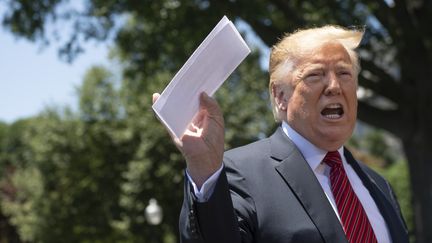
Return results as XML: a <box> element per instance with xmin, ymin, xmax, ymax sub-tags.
<box><xmin>281</xmin><ymin>121</ymin><xmax>344</xmax><ymax>171</ymax></box>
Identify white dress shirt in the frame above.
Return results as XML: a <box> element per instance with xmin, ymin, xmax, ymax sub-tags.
<box><xmin>187</xmin><ymin>122</ymin><xmax>392</xmax><ymax>242</ymax></box>
<box><xmin>281</xmin><ymin>122</ymin><xmax>391</xmax><ymax>243</ymax></box>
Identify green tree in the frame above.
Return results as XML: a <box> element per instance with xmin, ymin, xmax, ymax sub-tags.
<box><xmin>2</xmin><ymin>69</ymin><xmax>136</xmax><ymax>242</ymax></box>
<box><xmin>24</xmin><ymin>72</ymin><xmax>136</xmax><ymax>242</ymax></box>
<box><xmin>0</xmin><ymin>121</ymin><xmax>8</xmax><ymax>175</ymax></box>
<box><xmin>0</xmin><ymin>121</ymin><xmax>6</xmax><ymax>141</ymax></box>
<box><xmin>78</xmin><ymin>66</ymin><xmax>121</xmax><ymax>122</ymax></box>
<box><xmin>0</xmin><ymin>121</ymin><xmax>22</xmax><ymax>243</ymax></box>
<box><xmin>2</xmin><ymin>0</ymin><xmax>431</xmax><ymax>241</ymax></box>
<box><xmin>1</xmin><ymin>52</ymin><xmax>270</xmax><ymax>242</ymax></box>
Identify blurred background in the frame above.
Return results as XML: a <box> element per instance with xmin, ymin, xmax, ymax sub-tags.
<box><xmin>0</xmin><ymin>0</ymin><xmax>431</xmax><ymax>242</ymax></box>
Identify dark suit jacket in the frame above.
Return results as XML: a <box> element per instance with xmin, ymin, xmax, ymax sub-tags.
<box><xmin>180</xmin><ymin>127</ymin><xmax>408</xmax><ymax>243</ymax></box>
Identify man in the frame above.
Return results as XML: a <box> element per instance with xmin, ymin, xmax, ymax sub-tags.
<box><xmin>153</xmin><ymin>25</ymin><xmax>408</xmax><ymax>243</ymax></box>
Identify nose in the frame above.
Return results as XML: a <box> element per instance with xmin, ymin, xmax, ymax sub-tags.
<box><xmin>324</xmin><ymin>73</ymin><xmax>341</xmax><ymax>96</ymax></box>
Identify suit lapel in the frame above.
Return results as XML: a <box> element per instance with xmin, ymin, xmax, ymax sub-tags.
<box><xmin>270</xmin><ymin>128</ymin><xmax>348</xmax><ymax>243</ymax></box>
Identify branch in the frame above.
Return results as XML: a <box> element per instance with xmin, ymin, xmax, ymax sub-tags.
<box><xmin>361</xmin><ymin>0</ymin><xmax>399</xmax><ymax>39</ymax></box>
<box><xmin>234</xmin><ymin>0</ymin><xmax>310</xmax><ymax>47</ymax></box>
<box><xmin>358</xmin><ymin>77</ymin><xmax>399</xmax><ymax>104</ymax></box>
<box><xmin>213</xmin><ymin>0</ymin><xmax>284</xmax><ymax>47</ymax></box>
<box><xmin>383</xmin><ymin>0</ymin><xmax>432</xmax><ymax>78</ymax></box>
<box><xmin>412</xmin><ymin>0</ymin><xmax>432</xmax><ymax>39</ymax></box>
<box><xmin>392</xmin><ymin>0</ymin><xmax>427</xmax><ymax>49</ymax></box>
<box><xmin>246</xmin><ymin>18</ymin><xmax>283</xmax><ymax>47</ymax></box>
<box><xmin>359</xmin><ymin>59</ymin><xmax>402</xmax><ymax>103</ymax></box>
<box><xmin>357</xmin><ymin>101</ymin><xmax>406</xmax><ymax>138</ymax></box>
<box><xmin>269</xmin><ymin>0</ymin><xmax>307</xmax><ymax>26</ymax></box>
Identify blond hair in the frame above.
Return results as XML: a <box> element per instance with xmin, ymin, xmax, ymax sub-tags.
<box><xmin>269</xmin><ymin>25</ymin><xmax>364</xmax><ymax>122</ymax></box>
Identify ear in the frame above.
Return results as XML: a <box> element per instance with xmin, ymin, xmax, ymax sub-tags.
<box><xmin>271</xmin><ymin>83</ymin><xmax>288</xmax><ymax>111</ymax></box>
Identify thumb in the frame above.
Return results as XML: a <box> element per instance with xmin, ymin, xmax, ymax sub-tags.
<box><xmin>152</xmin><ymin>93</ymin><xmax>160</xmax><ymax>104</ymax></box>
<box><xmin>199</xmin><ymin>92</ymin><xmax>220</xmax><ymax>115</ymax></box>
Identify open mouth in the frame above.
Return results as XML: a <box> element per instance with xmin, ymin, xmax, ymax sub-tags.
<box><xmin>321</xmin><ymin>103</ymin><xmax>344</xmax><ymax>119</ymax></box>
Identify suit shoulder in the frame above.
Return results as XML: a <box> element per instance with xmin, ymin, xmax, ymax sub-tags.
<box><xmin>355</xmin><ymin>160</ymin><xmax>397</xmax><ymax>199</ymax></box>
<box><xmin>224</xmin><ymin>137</ymin><xmax>271</xmax><ymax>164</ymax></box>
<box><xmin>345</xmin><ymin>149</ymin><xmax>389</xmax><ymax>188</ymax></box>
<box><xmin>358</xmin><ymin>162</ymin><xmax>388</xmax><ymax>185</ymax></box>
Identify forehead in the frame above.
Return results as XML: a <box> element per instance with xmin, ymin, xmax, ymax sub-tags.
<box><xmin>296</xmin><ymin>42</ymin><xmax>352</xmax><ymax>68</ymax></box>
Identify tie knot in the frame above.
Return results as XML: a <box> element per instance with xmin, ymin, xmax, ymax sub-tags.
<box><xmin>323</xmin><ymin>151</ymin><xmax>342</xmax><ymax>168</ymax></box>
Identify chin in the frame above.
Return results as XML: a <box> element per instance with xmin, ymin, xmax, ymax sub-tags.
<box><xmin>317</xmin><ymin>129</ymin><xmax>351</xmax><ymax>149</ymax></box>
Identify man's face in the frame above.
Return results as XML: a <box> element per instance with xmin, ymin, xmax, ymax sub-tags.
<box><xmin>281</xmin><ymin>42</ymin><xmax>357</xmax><ymax>151</ymax></box>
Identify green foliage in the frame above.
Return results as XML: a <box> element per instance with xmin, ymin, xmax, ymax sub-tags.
<box><xmin>23</xmin><ymin>73</ymin><xmax>139</xmax><ymax>242</ymax></box>
<box><xmin>350</xmin><ymin>126</ymin><xmax>400</xmax><ymax>167</ymax></box>
<box><xmin>0</xmin><ymin>118</ymin><xmax>40</xmax><ymax>242</ymax></box>
<box><xmin>364</xmin><ymin>130</ymin><xmax>395</xmax><ymax>165</ymax></box>
<box><xmin>1</xmin><ymin>0</ymin><xmax>61</xmax><ymax>41</ymax></box>
<box><xmin>79</xmin><ymin>66</ymin><xmax>120</xmax><ymax>121</ymax></box>
<box><xmin>2</xmin><ymin>70</ymin><xmax>138</xmax><ymax>242</ymax></box>
<box><xmin>0</xmin><ymin>119</ymin><xmax>34</xmax><ymax>168</ymax></box>
<box><xmin>0</xmin><ymin>121</ymin><xmax>8</xmax><ymax>174</ymax></box>
<box><xmin>0</xmin><ymin>121</ymin><xmax>7</xmax><ymax>140</ymax></box>
<box><xmin>1</xmin><ymin>167</ymin><xmax>43</xmax><ymax>242</ymax></box>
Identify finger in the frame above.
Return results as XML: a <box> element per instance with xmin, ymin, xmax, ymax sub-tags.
<box><xmin>152</xmin><ymin>93</ymin><xmax>161</xmax><ymax>104</ymax></box>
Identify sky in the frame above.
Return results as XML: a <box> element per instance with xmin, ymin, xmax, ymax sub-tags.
<box><xmin>0</xmin><ymin>28</ymin><xmax>110</xmax><ymax>124</ymax></box>
<box><xmin>0</xmin><ymin>0</ymin><xmax>113</xmax><ymax>124</ymax></box>
<box><xmin>0</xmin><ymin>15</ymin><xmax>268</xmax><ymax>125</ymax></box>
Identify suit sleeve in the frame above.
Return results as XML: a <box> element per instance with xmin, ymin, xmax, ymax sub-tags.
<box><xmin>179</xmin><ymin>158</ymin><xmax>257</xmax><ymax>243</ymax></box>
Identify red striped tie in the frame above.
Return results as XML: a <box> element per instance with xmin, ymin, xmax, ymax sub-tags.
<box><xmin>323</xmin><ymin>151</ymin><xmax>378</xmax><ymax>243</ymax></box>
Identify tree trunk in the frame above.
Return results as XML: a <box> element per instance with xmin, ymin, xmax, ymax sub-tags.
<box><xmin>0</xmin><ymin>210</ymin><xmax>21</xmax><ymax>243</ymax></box>
<box><xmin>403</xmin><ymin>138</ymin><xmax>432</xmax><ymax>243</ymax></box>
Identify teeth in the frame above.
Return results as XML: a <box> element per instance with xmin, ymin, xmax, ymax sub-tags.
<box><xmin>321</xmin><ymin>103</ymin><xmax>343</xmax><ymax>119</ymax></box>
<box><xmin>324</xmin><ymin>114</ymin><xmax>341</xmax><ymax>119</ymax></box>
<box><xmin>325</xmin><ymin>103</ymin><xmax>342</xmax><ymax>109</ymax></box>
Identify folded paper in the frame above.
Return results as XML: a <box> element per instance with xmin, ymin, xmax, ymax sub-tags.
<box><xmin>152</xmin><ymin>16</ymin><xmax>251</xmax><ymax>138</ymax></box>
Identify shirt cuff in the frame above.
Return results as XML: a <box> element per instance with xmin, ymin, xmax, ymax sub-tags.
<box><xmin>186</xmin><ymin>164</ymin><xmax>224</xmax><ymax>202</ymax></box>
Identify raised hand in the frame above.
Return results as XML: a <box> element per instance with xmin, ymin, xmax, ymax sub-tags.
<box><xmin>152</xmin><ymin>92</ymin><xmax>225</xmax><ymax>188</ymax></box>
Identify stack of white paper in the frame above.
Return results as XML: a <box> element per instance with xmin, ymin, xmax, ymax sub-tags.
<box><xmin>152</xmin><ymin>16</ymin><xmax>251</xmax><ymax>138</ymax></box>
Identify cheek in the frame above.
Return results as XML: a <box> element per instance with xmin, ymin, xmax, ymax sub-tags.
<box><xmin>288</xmin><ymin>89</ymin><xmax>313</xmax><ymax>119</ymax></box>
<box><xmin>347</xmin><ymin>87</ymin><xmax>358</xmax><ymax>109</ymax></box>
<box><xmin>349</xmin><ymin>99</ymin><xmax>358</xmax><ymax>118</ymax></box>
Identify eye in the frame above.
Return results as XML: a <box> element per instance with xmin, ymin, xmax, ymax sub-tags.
<box><xmin>304</xmin><ymin>71</ymin><xmax>323</xmax><ymax>82</ymax></box>
<box><xmin>308</xmin><ymin>73</ymin><xmax>320</xmax><ymax>77</ymax></box>
<box><xmin>337</xmin><ymin>70</ymin><xmax>352</xmax><ymax>78</ymax></box>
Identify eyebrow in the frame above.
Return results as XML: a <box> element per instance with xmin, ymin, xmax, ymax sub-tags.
<box><xmin>335</xmin><ymin>62</ymin><xmax>353</xmax><ymax>70</ymax></box>
<box><xmin>298</xmin><ymin>59</ymin><xmax>353</xmax><ymax>74</ymax></box>
<box><xmin>302</xmin><ymin>63</ymin><xmax>325</xmax><ymax>70</ymax></box>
